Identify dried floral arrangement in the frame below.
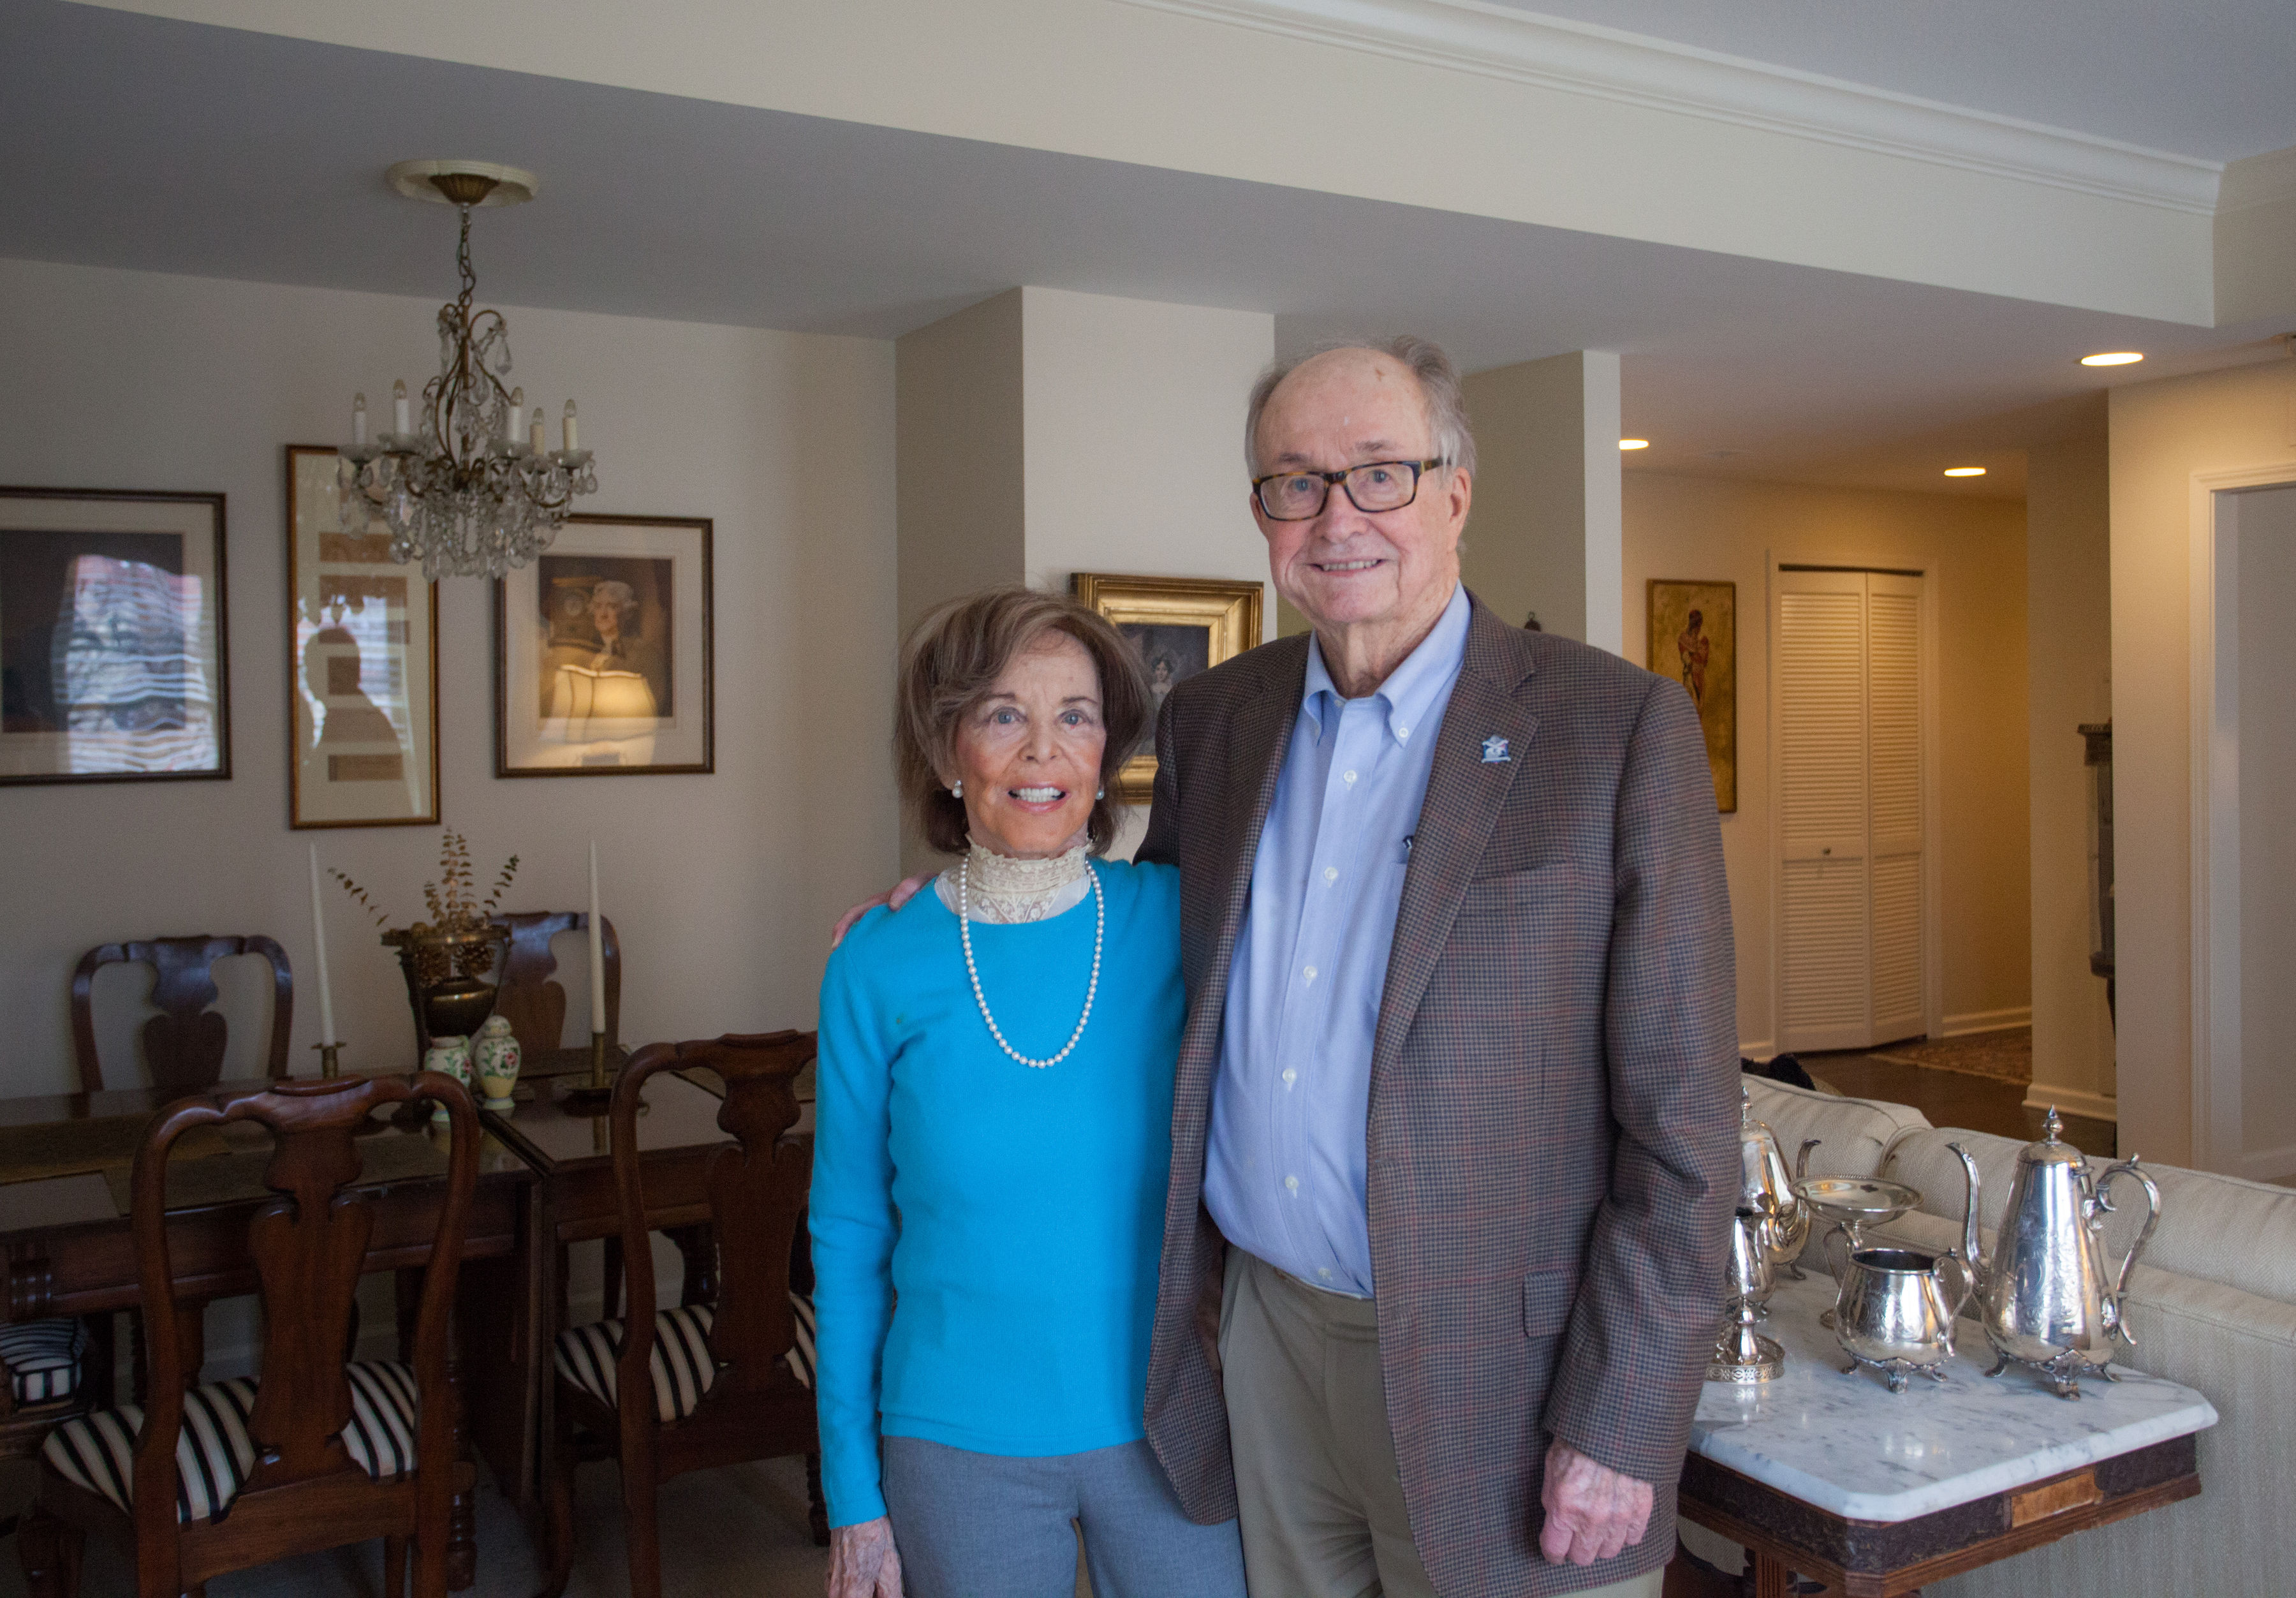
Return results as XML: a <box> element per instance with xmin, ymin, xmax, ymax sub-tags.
<box><xmin>335</xmin><ymin>832</ymin><xmax>521</xmax><ymax>986</ymax></box>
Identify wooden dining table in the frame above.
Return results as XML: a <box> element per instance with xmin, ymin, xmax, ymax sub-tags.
<box><xmin>0</xmin><ymin>1077</ymin><xmax>538</xmax><ymax>1590</ymax></box>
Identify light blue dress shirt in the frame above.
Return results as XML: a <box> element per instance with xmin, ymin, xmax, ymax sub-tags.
<box><xmin>1203</xmin><ymin>583</ymin><xmax>1473</xmax><ymax>1296</ymax></box>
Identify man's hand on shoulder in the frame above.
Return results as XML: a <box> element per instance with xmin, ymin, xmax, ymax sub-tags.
<box><xmin>1538</xmin><ymin>1438</ymin><xmax>1654</xmax><ymax>1566</ymax></box>
<box><xmin>828</xmin><ymin>873</ymin><xmax>934</xmax><ymax>950</ymax></box>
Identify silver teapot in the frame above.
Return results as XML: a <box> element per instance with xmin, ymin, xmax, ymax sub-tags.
<box><xmin>1949</xmin><ymin>1109</ymin><xmax>2161</xmax><ymax>1399</ymax></box>
<box><xmin>1739</xmin><ymin>1083</ymin><xmax>1822</xmax><ymax>1278</ymax></box>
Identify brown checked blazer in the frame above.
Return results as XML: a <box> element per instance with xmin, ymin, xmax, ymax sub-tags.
<box><xmin>1137</xmin><ymin>593</ymin><xmax>1739</xmax><ymax>1598</ymax></box>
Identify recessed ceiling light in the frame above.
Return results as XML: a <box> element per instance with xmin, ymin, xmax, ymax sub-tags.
<box><xmin>1619</xmin><ymin>438</ymin><xmax>1649</xmax><ymax>450</ymax></box>
<box><xmin>1943</xmin><ymin>466</ymin><xmax>1987</xmax><ymax>477</ymax></box>
<box><xmin>2080</xmin><ymin>351</ymin><xmax>2144</xmax><ymax>367</ymax></box>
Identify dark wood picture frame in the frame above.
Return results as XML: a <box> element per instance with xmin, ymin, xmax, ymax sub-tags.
<box><xmin>285</xmin><ymin>445</ymin><xmax>441</xmax><ymax>829</ymax></box>
<box><xmin>0</xmin><ymin>484</ymin><xmax>231</xmax><ymax>787</ymax></box>
<box><xmin>492</xmin><ymin>514</ymin><xmax>714</xmax><ymax>778</ymax></box>
<box><xmin>1071</xmin><ymin>571</ymin><xmax>1265</xmax><ymax>803</ymax></box>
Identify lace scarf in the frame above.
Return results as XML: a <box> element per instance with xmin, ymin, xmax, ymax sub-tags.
<box><xmin>935</xmin><ymin>841</ymin><xmax>1091</xmax><ymax>924</ymax></box>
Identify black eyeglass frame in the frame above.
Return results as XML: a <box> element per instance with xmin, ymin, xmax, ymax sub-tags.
<box><xmin>1249</xmin><ymin>459</ymin><xmax>1445</xmax><ymax>521</ymax></box>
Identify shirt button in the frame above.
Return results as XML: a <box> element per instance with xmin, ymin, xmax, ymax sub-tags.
<box><xmin>1318</xmin><ymin>1268</ymin><xmax>1333</xmax><ymax>1281</ymax></box>
<box><xmin>1281</xmin><ymin>1068</ymin><xmax>1297</xmax><ymax>1086</ymax></box>
<box><xmin>1324</xmin><ymin>866</ymin><xmax>1339</xmax><ymax>882</ymax></box>
<box><xmin>1302</xmin><ymin>965</ymin><xmax>1318</xmax><ymax>984</ymax></box>
<box><xmin>1343</xmin><ymin>770</ymin><xmax>1358</xmax><ymax>785</ymax></box>
<box><xmin>1396</xmin><ymin>725</ymin><xmax>1410</xmax><ymax>740</ymax></box>
<box><xmin>1284</xmin><ymin>1174</ymin><xmax>1300</xmax><ymax>1193</ymax></box>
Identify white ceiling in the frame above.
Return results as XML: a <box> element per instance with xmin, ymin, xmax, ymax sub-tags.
<box><xmin>1483</xmin><ymin>0</ymin><xmax>2296</xmax><ymax>163</ymax></box>
<box><xmin>4</xmin><ymin>0</ymin><xmax>2286</xmax><ymax>498</ymax></box>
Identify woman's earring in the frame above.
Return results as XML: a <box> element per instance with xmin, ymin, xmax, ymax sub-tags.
<box><xmin>951</xmin><ymin>780</ymin><xmax>963</xmax><ymax>799</ymax></box>
<box><xmin>1096</xmin><ymin>788</ymin><xmax>1106</xmax><ymax>800</ymax></box>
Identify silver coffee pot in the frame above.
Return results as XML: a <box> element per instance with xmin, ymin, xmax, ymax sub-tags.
<box><xmin>1739</xmin><ymin>1083</ymin><xmax>1821</xmax><ymax>1278</ymax></box>
<box><xmin>1948</xmin><ymin>1109</ymin><xmax>2161</xmax><ymax>1399</ymax></box>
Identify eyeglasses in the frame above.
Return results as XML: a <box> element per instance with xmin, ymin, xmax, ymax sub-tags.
<box><xmin>1251</xmin><ymin>459</ymin><xmax>1441</xmax><ymax>521</ymax></box>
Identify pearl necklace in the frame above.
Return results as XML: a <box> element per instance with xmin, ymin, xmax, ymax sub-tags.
<box><xmin>959</xmin><ymin>854</ymin><xmax>1104</xmax><ymax>1069</ymax></box>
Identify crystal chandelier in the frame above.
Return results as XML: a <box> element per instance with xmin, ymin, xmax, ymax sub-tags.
<box><xmin>341</xmin><ymin>160</ymin><xmax>596</xmax><ymax>580</ymax></box>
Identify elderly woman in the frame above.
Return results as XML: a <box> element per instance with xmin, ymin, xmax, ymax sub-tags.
<box><xmin>812</xmin><ymin>588</ymin><xmax>1245</xmax><ymax>1598</ymax></box>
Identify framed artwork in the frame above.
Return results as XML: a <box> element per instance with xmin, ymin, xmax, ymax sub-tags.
<box><xmin>286</xmin><ymin>446</ymin><xmax>439</xmax><ymax>827</ymax></box>
<box><xmin>1071</xmin><ymin>572</ymin><xmax>1265</xmax><ymax>802</ymax></box>
<box><xmin>1647</xmin><ymin>579</ymin><xmax>1737</xmax><ymax>812</ymax></box>
<box><xmin>495</xmin><ymin>514</ymin><xmax>713</xmax><ymax>776</ymax></box>
<box><xmin>0</xmin><ymin>485</ymin><xmax>230</xmax><ymax>786</ymax></box>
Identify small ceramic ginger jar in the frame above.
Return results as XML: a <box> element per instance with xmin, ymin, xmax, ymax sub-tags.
<box><xmin>473</xmin><ymin>1013</ymin><xmax>523</xmax><ymax>1110</ymax></box>
<box><xmin>422</xmin><ymin>1035</ymin><xmax>472</xmax><ymax>1121</ymax></box>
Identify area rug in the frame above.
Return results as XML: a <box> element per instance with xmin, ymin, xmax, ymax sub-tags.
<box><xmin>1866</xmin><ymin>1027</ymin><xmax>2031</xmax><ymax>1084</ymax></box>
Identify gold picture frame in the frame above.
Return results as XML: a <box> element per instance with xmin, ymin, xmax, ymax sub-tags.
<box><xmin>1071</xmin><ymin>572</ymin><xmax>1265</xmax><ymax>803</ymax></box>
<box><xmin>1646</xmin><ymin>578</ymin><xmax>1736</xmax><ymax>812</ymax></box>
<box><xmin>286</xmin><ymin>446</ymin><xmax>440</xmax><ymax>826</ymax></box>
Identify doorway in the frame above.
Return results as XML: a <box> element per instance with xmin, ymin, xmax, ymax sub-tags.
<box><xmin>1770</xmin><ymin>562</ymin><xmax>1939</xmax><ymax>1053</ymax></box>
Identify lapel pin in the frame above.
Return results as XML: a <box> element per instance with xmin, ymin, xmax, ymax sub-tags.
<box><xmin>1481</xmin><ymin>734</ymin><xmax>1511</xmax><ymax>764</ymax></box>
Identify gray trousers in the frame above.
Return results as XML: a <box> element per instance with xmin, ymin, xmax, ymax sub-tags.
<box><xmin>1219</xmin><ymin>1248</ymin><xmax>1663</xmax><ymax>1598</ymax></box>
<box><xmin>882</xmin><ymin>1434</ymin><xmax>1246</xmax><ymax>1598</ymax></box>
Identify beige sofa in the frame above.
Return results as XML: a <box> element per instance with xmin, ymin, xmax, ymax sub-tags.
<box><xmin>1687</xmin><ymin>1079</ymin><xmax>2296</xmax><ymax>1597</ymax></box>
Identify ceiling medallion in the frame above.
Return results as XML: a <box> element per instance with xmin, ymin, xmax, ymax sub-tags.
<box><xmin>341</xmin><ymin>159</ymin><xmax>596</xmax><ymax>579</ymax></box>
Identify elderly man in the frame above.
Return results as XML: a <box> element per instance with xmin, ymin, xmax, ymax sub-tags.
<box><xmin>1135</xmin><ymin>336</ymin><xmax>1737</xmax><ymax>1598</ymax></box>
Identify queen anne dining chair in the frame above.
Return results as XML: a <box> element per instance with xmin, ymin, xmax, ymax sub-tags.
<box><xmin>536</xmin><ymin>1032</ymin><xmax>826</xmax><ymax>1598</ymax></box>
<box><xmin>70</xmin><ymin>936</ymin><xmax>293</xmax><ymax>1094</ymax></box>
<box><xmin>17</xmin><ymin>1072</ymin><xmax>478</xmax><ymax>1598</ymax></box>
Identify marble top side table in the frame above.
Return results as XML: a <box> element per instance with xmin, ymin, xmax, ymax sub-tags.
<box><xmin>1679</xmin><ymin>1270</ymin><xmax>2218</xmax><ymax>1597</ymax></box>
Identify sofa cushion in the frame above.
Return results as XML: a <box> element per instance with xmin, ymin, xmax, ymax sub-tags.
<box><xmin>1746</xmin><ymin>1077</ymin><xmax>1931</xmax><ymax>1182</ymax></box>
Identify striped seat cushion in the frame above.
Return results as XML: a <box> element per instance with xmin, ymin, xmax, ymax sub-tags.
<box><xmin>554</xmin><ymin>1295</ymin><xmax>816</xmax><ymax>1423</ymax></box>
<box><xmin>40</xmin><ymin>1361</ymin><xmax>419</xmax><ymax>1524</ymax></box>
<box><xmin>0</xmin><ymin>1319</ymin><xmax>88</xmax><ymax>1405</ymax></box>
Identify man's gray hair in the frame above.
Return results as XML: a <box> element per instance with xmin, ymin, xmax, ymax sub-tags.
<box><xmin>1243</xmin><ymin>334</ymin><xmax>1477</xmax><ymax>480</ymax></box>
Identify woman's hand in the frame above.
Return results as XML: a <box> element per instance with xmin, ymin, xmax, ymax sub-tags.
<box><xmin>827</xmin><ymin>1518</ymin><xmax>905</xmax><ymax>1598</ymax></box>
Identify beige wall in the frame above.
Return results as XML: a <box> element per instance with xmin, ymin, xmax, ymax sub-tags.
<box><xmin>2025</xmin><ymin>412</ymin><xmax>2119</xmax><ymax>1118</ymax></box>
<box><xmin>1622</xmin><ymin>473</ymin><xmax>2031</xmax><ymax>1056</ymax></box>
<box><xmin>2107</xmin><ymin>360</ymin><xmax>2296</xmax><ymax>1167</ymax></box>
<box><xmin>0</xmin><ymin>256</ymin><xmax>899</xmax><ymax>1092</ymax></box>
<box><xmin>1461</xmin><ymin>351</ymin><xmax>1624</xmax><ymax>652</ymax></box>
<box><xmin>895</xmin><ymin>289</ymin><xmax>1026</xmax><ymax>639</ymax></box>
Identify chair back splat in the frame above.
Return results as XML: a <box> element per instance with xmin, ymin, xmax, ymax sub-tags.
<box><xmin>85</xmin><ymin>1073</ymin><xmax>475</xmax><ymax>1597</ymax></box>
<box><xmin>492</xmin><ymin>912</ymin><xmax>622</xmax><ymax>1060</ymax></box>
<box><xmin>70</xmin><ymin>936</ymin><xmax>293</xmax><ymax>1093</ymax></box>
<box><xmin>614</xmin><ymin>1033</ymin><xmax>812</xmax><ymax>1430</ymax></box>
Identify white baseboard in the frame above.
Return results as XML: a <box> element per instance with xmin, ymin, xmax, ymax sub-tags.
<box><xmin>2023</xmin><ymin>1086</ymin><xmax>2117</xmax><ymax>1122</ymax></box>
<box><xmin>1942</xmin><ymin>1007</ymin><xmax>2031</xmax><ymax>1037</ymax></box>
<box><xmin>2238</xmin><ymin>1144</ymin><xmax>2296</xmax><ymax>1184</ymax></box>
<box><xmin>1739</xmin><ymin>1040</ymin><xmax>1775</xmax><ymax>1063</ymax></box>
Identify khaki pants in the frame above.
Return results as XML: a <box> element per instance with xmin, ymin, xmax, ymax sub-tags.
<box><xmin>1219</xmin><ymin>1249</ymin><xmax>1663</xmax><ymax>1598</ymax></box>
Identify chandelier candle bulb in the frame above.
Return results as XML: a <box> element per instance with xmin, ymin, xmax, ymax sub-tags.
<box><xmin>530</xmin><ymin>408</ymin><xmax>546</xmax><ymax>454</ymax></box>
<box><xmin>563</xmin><ymin>401</ymin><xmax>578</xmax><ymax>453</ymax></box>
<box><xmin>506</xmin><ymin>387</ymin><xmax>524</xmax><ymax>446</ymax></box>
<box><xmin>353</xmin><ymin>394</ymin><xmax>367</xmax><ymax>448</ymax></box>
<box><xmin>393</xmin><ymin>379</ymin><xmax>410</xmax><ymax>437</ymax></box>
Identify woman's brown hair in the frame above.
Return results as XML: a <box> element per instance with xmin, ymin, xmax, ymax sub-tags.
<box><xmin>894</xmin><ymin>587</ymin><xmax>1152</xmax><ymax>857</ymax></box>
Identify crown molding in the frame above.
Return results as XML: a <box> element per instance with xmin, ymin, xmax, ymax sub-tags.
<box><xmin>1115</xmin><ymin>0</ymin><xmax>2223</xmax><ymax>215</ymax></box>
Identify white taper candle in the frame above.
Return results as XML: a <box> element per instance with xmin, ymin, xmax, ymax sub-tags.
<box><xmin>307</xmin><ymin>843</ymin><xmax>337</xmax><ymax>1047</ymax></box>
<box><xmin>588</xmin><ymin>841</ymin><xmax>607</xmax><ymax>1035</ymax></box>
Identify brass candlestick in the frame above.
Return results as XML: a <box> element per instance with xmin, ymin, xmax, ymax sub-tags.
<box><xmin>561</xmin><ymin>1028</ymin><xmax>615</xmax><ymax>1114</ymax></box>
<box><xmin>314</xmin><ymin>1042</ymin><xmax>342</xmax><ymax>1079</ymax></box>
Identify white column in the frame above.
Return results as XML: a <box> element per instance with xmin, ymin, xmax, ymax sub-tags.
<box><xmin>1457</xmin><ymin>350</ymin><xmax>1624</xmax><ymax>653</ymax></box>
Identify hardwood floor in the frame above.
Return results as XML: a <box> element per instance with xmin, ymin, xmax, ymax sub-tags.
<box><xmin>1797</xmin><ymin>1049</ymin><xmax>2117</xmax><ymax>1158</ymax></box>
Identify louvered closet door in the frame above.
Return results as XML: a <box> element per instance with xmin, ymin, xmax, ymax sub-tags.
<box><xmin>1776</xmin><ymin>570</ymin><xmax>1873</xmax><ymax>1053</ymax></box>
<box><xmin>1866</xmin><ymin>573</ymin><xmax>1925</xmax><ymax>1044</ymax></box>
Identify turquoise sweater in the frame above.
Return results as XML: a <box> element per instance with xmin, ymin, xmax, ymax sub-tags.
<box><xmin>809</xmin><ymin>859</ymin><xmax>1182</xmax><ymax>1525</ymax></box>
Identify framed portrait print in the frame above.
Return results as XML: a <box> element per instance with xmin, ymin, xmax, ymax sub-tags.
<box><xmin>1647</xmin><ymin>578</ymin><xmax>1736</xmax><ymax>812</ymax></box>
<box><xmin>1071</xmin><ymin>572</ymin><xmax>1265</xmax><ymax>802</ymax></box>
<box><xmin>495</xmin><ymin>514</ymin><xmax>713</xmax><ymax>776</ymax></box>
<box><xmin>0</xmin><ymin>485</ymin><xmax>230</xmax><ymax>785</ymax></box>
<box><xmin>286</xmin><ymin>446</ymin><xmax>439</xmax><ymax>827</ymax></box>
